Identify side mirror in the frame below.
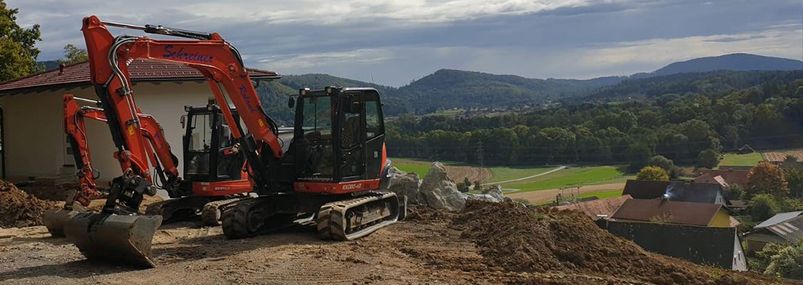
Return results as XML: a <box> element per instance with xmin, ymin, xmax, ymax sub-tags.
<box><xmin>288</xmin><ymin>97</ymin><xmax>296</xmax><ymax>109</ymax></box>
<box><xmin>180</xmin><ymin>115</ymin><xmax>187</xmax><ymax>129</ymax></box>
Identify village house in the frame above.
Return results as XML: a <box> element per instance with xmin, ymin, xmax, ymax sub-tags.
<box><xmin>744</xmin><ymin>211</ymin><xmax>803</xmax><ymax>253</ymax></box>
<box><xmin>0</xmin><ymin>61</ymin><xmax>278</xmax><ymax>183</ymax></box>
<box><xmin>694</xmin><ymin>169</ymin><xmax>750</xmax><ymax>189</ymax></box>
<box><xmin>554</xmin><ymin>195</ymin><xmax>632</xmax><ymax>220</ymax></box>
<box><xmin>603</xmin><ymin>220</ymin><xmax>748</xmax><ymax>271</ymax></box>
<box><xmin>610</xmin><ymin>199</ymin><xmax>733</xmax><ymax>228</ymax></box>
<box><xmin>622</xmin><ymin>180</ymin><xmax>729</xmax><ymax>205</ymax></box>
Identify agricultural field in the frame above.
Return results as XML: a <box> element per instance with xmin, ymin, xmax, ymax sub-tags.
<box><xmin>762</xmin><ymin>148</ymin><xmax>803</xmax><ymax>163</ymax></box>
<box><xmin>393</xmin><ymin>158</ymin><xmax>632</xmax><ymax>193</ymax></box>
<box><xmin>719</xmin><ymin>152</ymin><xmax>764</xmax><ymax>167</ymax></box>
<box><xmin>392</xmin><ymin>158</ymin><xmax>432</xmax><ymax>176</ymax></box>
<box><xmin>577</xmin><ymin>189</ymin><xmax>623</xmax><ymax>200</ymax></box>
<box><xmin>500</xmin><ymin>166</ymin><xmax>632</xmax><ymax>192</ymax></box>
<box><xmin>487</xmin><ymin>166</ymin><xmax>555</xmax><ymax>183</ymax></box>
<box><xmin>391</xmin><ymin>158</ymin><xmax>492</xmax><ymax>182</ymax></box>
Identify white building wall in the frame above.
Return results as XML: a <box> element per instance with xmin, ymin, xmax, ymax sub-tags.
<box><xmin>732</xmin><ymin>235</ymin><xmax>748</xmax><ymax>271</ymax></box>
<box><xmin>0</xmin><ymin>86</ymin><xmax>95</xmax><ymax>179</ymax></box>
<box><xmin>83</xmin><ymin>81</ymin><xmax>212</xmax><ymax>182</ymax></box>
<box><xmin>0</xmin><ymin>81</ymin><xmax>212</xmax><ymax>184</ymax></box>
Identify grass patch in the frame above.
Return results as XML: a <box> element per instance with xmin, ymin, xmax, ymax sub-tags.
<box><xmin>503</xmin><ymin>166</ymin><xmax>631</xmax><ymax>192</ymax></box>
<box><xmin>488</xmin><ymin>166</ymin><xmax>555</xmax><ymax>182</ymax></box>
<box><xmin>577</xmin><ymin>189</ymin><xmax>623</xmax><ymax>200</ymax></box>
<box><xmin>392</xmin><ymin>158</ymin><xmax>432</xmax><ymax>176</ymax></box>
<box><xmin>719</xmin><ymin>152</ymin><xmax>763</xmax><ymax>167</ymax></box>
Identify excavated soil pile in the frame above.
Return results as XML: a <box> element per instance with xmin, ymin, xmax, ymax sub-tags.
<box><xmin>452</xmin><ymin>200</ymin><xmax>755</xmax><ymax>285</ymax></box>
<box><xmin>16</xmin><ymin>180</ymin><xmax>80</xmax><ymax>201</ymax></box>
<box><xmin>0</xmin><ymin>180</ymin><xmax>58</xmax><ymax>227</ymax></box>
<box><xmin>406</xmin><ymin>204</ymin><xmax>457</xmax><ymax>223</ymax></box>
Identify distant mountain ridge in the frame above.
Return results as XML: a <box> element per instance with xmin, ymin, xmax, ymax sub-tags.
<box><xmin>649</xmin><ymin>53</ymin><xmax>803</xmax><ymax>76</ymax></box>
<box><xmin>35</xmin><ymin>53</ymin><xmax>788</xmax><ymax>119</ymax></box>
<box><xmin>262</xmin><ymin>53</ymin><xmax>802</xmax><ymax>116</ymax></box>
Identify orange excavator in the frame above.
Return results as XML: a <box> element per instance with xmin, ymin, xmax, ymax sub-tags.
<box><xmin>44</xmin><ymin>95</ymin><xmax>254</xmax><ymax>237</ymax></box>
<box><xmin>56</xmin><ymin>15</ymin><xmax>401</xmax><ymax>268</ymax></box>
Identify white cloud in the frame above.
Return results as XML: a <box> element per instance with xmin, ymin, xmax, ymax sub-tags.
<box><xmin>5</xmin><ymin>0</ymin><xmax>801</xmax><ymax>86</ymax></box>
<box><xmin>577</xmin><ymin>25</ymin><xmax>803</xmax><ymax>76</ymax></box>
<box><xmin>259</xmin><ymin>48</ymin><xmax>395</xmax><ymax>70</ymax></box>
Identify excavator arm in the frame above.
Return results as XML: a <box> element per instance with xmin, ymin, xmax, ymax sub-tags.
<box><xmin>63</xmin><ymin>94</ymin><xmax>104</xmax><ymax>208</ymax></box>
<box><xmin>81</xmin><ymin>16</ymin><xmax>281</xmax><ymax>211</ymax></box>
<box><xmin>63</xmin><ymin>94</ymin><xmax>181</xmax><ymax>208</ymax></box>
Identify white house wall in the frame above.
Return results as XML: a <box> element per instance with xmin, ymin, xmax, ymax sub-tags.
<box><xmin>1</xmin><ymin>81</ymin><xmax>213</xmax><ymax>184</ymax></box>
<box><xmin>86</xmin><ymin>81</ymin><xmax>213</xmax><ymax>183</ymax></box>
<box><xmin>0</xmin><ymin>86</ymin><xmax>95</xmax><ymax>179</ymax></box>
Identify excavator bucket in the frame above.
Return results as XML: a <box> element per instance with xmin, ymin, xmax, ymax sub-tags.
<box><xmin>43</xmin><ymin>209</ymin><xmax>82</xmax><ymax>237</ymax></box>
<box><xmin>63</xmin><ymin>213</ymin><xmax>162</xmax><ymax>268</ymax></box>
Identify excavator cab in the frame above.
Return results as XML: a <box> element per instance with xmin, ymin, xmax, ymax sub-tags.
<box><xmin>294</xmin><ymin>87</ymin><xmax>385</xmax><ymax>183</ymax></box>
<box><xmin>181</xmin><ymin>102</ymin><xmax>245</xmax><ymax>188</ymax></box>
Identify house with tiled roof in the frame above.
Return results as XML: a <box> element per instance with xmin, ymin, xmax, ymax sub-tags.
<box><xmin>604</xmin><ymin>221</ymin><xmax>747</xmax><ymax>271</ymax></box>
<box><xmin>554</xmin><ymin>195</ymin><xmax>632</xmax><ymax>220</ymax></box>
<box><xmin>610</xmin><ymin>199</ymin><xmax>732</xmax><ymax>228</ymax></box>
<box><xmin>0</xmin><ymin>60</ymin><xmax>277</xmax><ymax>181</ymax></box>
<box><xmin>622</xmin><ymin>180</ymin><xmax>729</xmax><ymax>205</ymax></box>
<box><xmin>694</xmin><ymin>169</ymin><xmax>750</xmax><ymax>189</ymax></box>
<box><xmin>744</xmin><ymin>211</ymin><xmax>803</xmax><ymax>252</ymax></box>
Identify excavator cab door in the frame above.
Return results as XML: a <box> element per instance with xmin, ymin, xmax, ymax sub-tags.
<box><xmin>294</xmin><ymin>88</ymin><xmax>384</xmax><ymax>183</ymax></box>
<box><xmin>182</xmin><ymin>105</ymin><xmax>243</xmax><ymax>184</ymax></box>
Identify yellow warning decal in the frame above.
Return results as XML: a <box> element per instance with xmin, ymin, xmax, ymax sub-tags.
<box><xmin>128</xmin><ymin>125</ymin><xmax>136</xmax><ymax>135</ymax></box>
<box><xmin>258</xmin><ymin>119</ymin><xmax>265</xmax><ymax>127</ymax></box>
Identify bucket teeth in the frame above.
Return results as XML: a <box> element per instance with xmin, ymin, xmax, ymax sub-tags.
<box><xmin>63</xmin><ymin>213</ymin><xmax>162</xmax><ymax>268</ymax></box>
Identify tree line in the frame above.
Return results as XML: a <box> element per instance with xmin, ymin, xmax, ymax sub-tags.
<box><xmin>387</xmin><ymin>73</ymin><xmax>803</xmax><ymax>169</ymax></box>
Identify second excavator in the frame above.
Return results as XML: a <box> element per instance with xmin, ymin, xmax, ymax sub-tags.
<box><xmin>58</xmin><ymin>15</ymin><xmax>403</xmax><ymax>268</ymax></box>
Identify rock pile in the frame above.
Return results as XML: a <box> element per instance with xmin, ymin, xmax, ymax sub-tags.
<box><xmin>0</xmin><ymin>180</ymin><xmax>58</xmax><ymax>227</ymax></box>
<box><xmin>385</xmin><ymin>162</ymin><xmax>509</xmax><ymax>211</ymax></box>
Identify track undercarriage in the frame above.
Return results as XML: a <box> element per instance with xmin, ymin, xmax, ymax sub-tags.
<box><xmin>221</xmin><ymin>191</ymin><xmax>404</xmax><ymax>240</ymax></box>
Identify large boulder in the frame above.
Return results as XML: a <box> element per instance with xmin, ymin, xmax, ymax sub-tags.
<box><xmin>420</xmin><ymin>162</ymin><xmax>467</xmax><ymax>211</ymax></box>
<box><xmin>384</xmin><ymin>167</ymin><xmax>424</xmax><ymax>204</ymax></box>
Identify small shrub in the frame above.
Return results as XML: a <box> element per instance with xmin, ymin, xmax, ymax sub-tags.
<box><xmin>750</xmin><ymin>194</ymin><xmax>780</xmax><ymax>221</ymax></box>
<box><xmin>636</xmin><ymin>166</ymin><xmax>669</xmax><ymax>181</ymax></box>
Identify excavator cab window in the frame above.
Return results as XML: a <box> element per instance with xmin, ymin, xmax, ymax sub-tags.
<box><xmin>183</xmin><ymin>105</ymin><xmax>244</xmax><ymax>182</ymax></box>
<box><xmin>186</xmin><ymin>113</ymin><xmax>212</xmax><ymax>175</ymax></box>
<box><xmin>298</xmin><ymin>95</ymin><xmax>334</xmax><ymax>179</ymax></box>
<box><xmin>295</xmin><ymin>87</ymin><xmax>385</xmax><ymax>183</ymax></box>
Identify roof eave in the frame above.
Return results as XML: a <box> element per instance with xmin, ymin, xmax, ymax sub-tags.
<box><xmin>0</xmin><ymin>75</ymin><xmax>280</xmax><ymax>96</ymax></box>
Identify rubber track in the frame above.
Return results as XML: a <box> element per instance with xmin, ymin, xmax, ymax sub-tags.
<box><xmin>221</xmin><ymin>198</ymin><xmax>260</xmax><ymax>239</ymax></box>
<box><xmin>316</xmin><ymin>206</ymin><xmax>333</xmax><ymax>240</ymax></box>
<box><xmin>201</xmin><ymin>198</ymin><xmax>243</xmax><ymax>226</ymax></box>
<box><xmin>320</xmin><ymin>192</ymin><xmax>398</xmax><ymax>241</ymax></box>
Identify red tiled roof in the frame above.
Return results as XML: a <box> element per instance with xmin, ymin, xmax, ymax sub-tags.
<box><xmin>694</xmin><ymin>169</ymin><xmax>750</xmax><ymax>187</ymax></box>
<box><xmin>0</xmin><ymin>60</ymin><xmax>279</xmax><ymax>93</ymax></box>
<box><xmin>611</xmin><ymin>199</ymin><xmax>723</xmax><ymax>227</ymax></box>
<box><xmin>554</xmin><ymin>194</ymin><xmax>632</xmax><ymax>219</ymax></box>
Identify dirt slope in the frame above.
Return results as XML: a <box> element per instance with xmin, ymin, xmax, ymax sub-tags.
<box><xmin>0</xmin><ymin>180</ymin><xmax>58</xmax><ymax>227</ymax></box>
<box><xmin>0</xmin><ymin>203</ymin><xmax>791</xmax><ymax>284</ymax></box>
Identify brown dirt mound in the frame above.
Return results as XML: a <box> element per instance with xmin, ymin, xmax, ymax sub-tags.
<box><xmin>452</xmin><ymin>200</ymin><xmax>758</xmax><ymax>285</ymax></box>
<box><xmin>0</xmin><ymin>180</ymin><xmax>58</xmax><ymax>228</ymax></box>
<box><xmin>16</xmin><ymin>180</ymin><xmax>80</xmax><ymax>201</ymax></box>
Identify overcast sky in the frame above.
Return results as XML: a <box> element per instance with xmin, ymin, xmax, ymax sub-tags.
<box><xmin>7</xmin><ymin>0</ymin><xmax>802</xmax><ymax>86</ymax></box>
